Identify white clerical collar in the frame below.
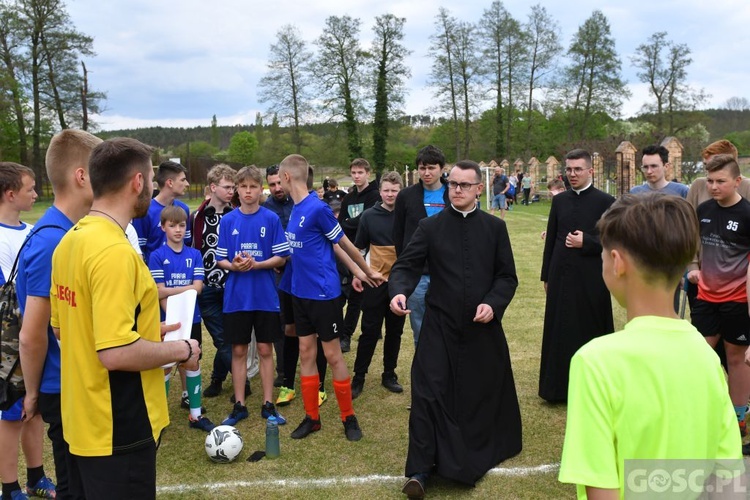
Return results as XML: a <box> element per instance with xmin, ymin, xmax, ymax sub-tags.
<box><xmin>451</xmin><ymin>203</ymin><xmax>477</xmax><ymax>218</ymax></box>
<box><xmin>573</xmin><ymin>182</ymin><xmax>592</xmax><ymax>195</ymax></box>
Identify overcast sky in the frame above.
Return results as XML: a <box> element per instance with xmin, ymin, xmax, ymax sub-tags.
<box><xmin>65</xmin><ymin>0</ymin><xmax>750</xmax><ymax>131</ymax></box>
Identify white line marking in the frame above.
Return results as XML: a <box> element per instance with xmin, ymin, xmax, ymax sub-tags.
<box><xmin>155</xmin><ymin>463</ymin><xmax>560</xmax><ymax>493</ymax></box>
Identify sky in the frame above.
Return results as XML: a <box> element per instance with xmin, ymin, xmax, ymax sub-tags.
<box><xmin>64</xmin><ymin>0</ymin><xmax>750</xmax><ymax>131</ymax></box>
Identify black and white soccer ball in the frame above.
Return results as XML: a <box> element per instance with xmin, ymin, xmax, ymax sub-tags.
<box><xmin>205</xmin><ymin>425</ymin><xmax>243</xmax><ymax>463</ymax></box>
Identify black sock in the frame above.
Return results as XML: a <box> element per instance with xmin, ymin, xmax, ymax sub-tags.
<box><xmin>282</xmin><ymin>335</ymin><xmax>299</xmax><ymax>389</ymax></box>
<box><xmin>316</xmin><ymin>338</ymin><xmax>327</xmax><ymax>391</ymax></box>
<box><xmin>26</xmin><ymin>466</ymin><xmax>44</xmax><ymax>488</ymax></box>
<box><xmin>2</xmin><ymin>482</ymin><xmax>21</xmax><ymax>498</ymax></box>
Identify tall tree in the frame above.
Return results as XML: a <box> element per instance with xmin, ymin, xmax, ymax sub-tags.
<box><xmin>210</xmin><ymin>114</ymin><xmax>219</xmax><ymax>147</ymax></box>
<box><xmin>632</xmin><ymin>32</ymin><xmax>705</xmax><ymax>135</ymax></box>
<box><xmin>258</xmin><ymin>24</ymin><xmax>312</xmax><ymax>154</ymax></box>
<box><xmin>723</xmin><ymin>96</ymin><xmax>750</xmax><ymax>111</ymax></box>
<box><xmin>0</xmin><ymin>2</ymin><xmax>28</xmax><ymax>164</ymax></box>
<box><xmin>451</xmin><ymin>21</ymin><xmax>480</xmax><ymax>159</ymax></box>
<box><xmin>428</xmin><ymin>8</ymin><xmax>460</xmax><ymax>160</ymax></box>
<box><xmin>522</xmin><ymin>4</ymin><xmax>561</xmax><ymax>152</ymax></box>
<box><xmin>480</xmin><ymin>1</ymin><xmax>528</xmax><ymax>159</ymax></box>
<box><xmin>16</xmin><ymin>0</ymin><xmax>104</xmax><ymax>171</ymax></box>
<box><xmin>562</xmin><ymin>10</ymin><xmax>628</xmax><ymax>140</ymax></box>
<box><xmin>314</xmin><ymin>15</ymin><xmax>365</xmax><ymax>160</ymax></box>
<box><xmin>370</xmin><ymin>13</ymin><xmax>410</xmax><ymax>173</ymax></box>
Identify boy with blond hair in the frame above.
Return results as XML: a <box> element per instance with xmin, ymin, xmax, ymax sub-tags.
<box><xmin>18</xmin><ymin>129</ymin><xmax>102</xmax><ymax>500</ymax></box>
<box><xmin>560</xmin><ymin>193</ymin><xmax>742</xmax><ymax>498</ymax></box>
<box><xmin>217</xmin><ymin>166</ymin><xmax>289</xmax><ymax>426</ymax></box>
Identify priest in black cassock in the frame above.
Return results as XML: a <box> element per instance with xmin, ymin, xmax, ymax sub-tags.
<box><xmin>539</xmin><ymin>148</ymin><xmax>615</xmax><ymax>403</ymax></box>
<box><xmin>389</xmin><ymin>160</ymin><xmax>521</xmax><ymax>499</ymax></box>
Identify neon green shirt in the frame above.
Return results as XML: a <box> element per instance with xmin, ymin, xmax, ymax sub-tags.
<box><xmin>559</xmin><ymin>316</ymin><xmax>741</xmax><ymax>499</ymax></box>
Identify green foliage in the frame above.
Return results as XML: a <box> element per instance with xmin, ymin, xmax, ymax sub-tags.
<box><xmin>258</xmin><ymin>24</ymin><xmax>313</xmax><ymax>154</ymax></box>
<box><xmin>315</xmin><ymin>15</ymin><xmax>365</xmax><ymax>160</ymax></box>
<box><xmin>561</xmin><ymin>10</ymin><xmax>628</xmax><ymax>140</ymax></box>
<box><xmin>370</xmin><ymin>14</ymin><xmax>410</xmax><ymax>173</ymax></box>
<box><xmin>727</xmin><ymin>130</ymin><xmax>750</xmax><ymax>156</ymax></box>
<box><xmin>172</xmin><ymin>140</ymin><xmax>218</xmax><ymax>164</ymax></box>
<box><xmin>210</xmin><ymin>114</ymin><xmax>219</xmax><ymax>147</ymax></box>
<box><xmin>227</xmin><ymin>131</ymin><xmax>259</xmax><ymax>165</ymax></box>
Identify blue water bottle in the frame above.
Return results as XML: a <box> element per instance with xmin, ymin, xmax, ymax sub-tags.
<box><xmin>266</xmin><ymin>416</ymin><xmax>280</xmax><ymax>459</ymax></box>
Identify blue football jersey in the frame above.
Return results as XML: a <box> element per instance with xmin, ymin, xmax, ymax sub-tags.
<box><xmin>286</xmin><ymin>193</ymin><xmax>343</xmax><ymax>300</ymax></box>
<box><xmin>217</xmin><ymin>207</ymin><xmax>290</xmax><ymax>313</ymax></box>
<box><xmin>132</xmin><ymin>198</ymin><xmax>192</xmax><ymax>262</ymax></box>
<box><xmin>148</xmin><ymin>245</ymin><xmax>204</xmax><ymax>324</ymax></box>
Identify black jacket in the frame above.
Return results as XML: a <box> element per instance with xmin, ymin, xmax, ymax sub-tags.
<box><xmin>338</xmin><ymin>180</ymin><xmax>381</xmax><ymax>241</ymax></box>
<box><xmin>392</xmin><ymin>178</ymin><xmax>450</xmax><ymax>257</ymax></box>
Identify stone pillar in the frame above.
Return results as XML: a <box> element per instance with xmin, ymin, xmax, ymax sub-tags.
<box><xmin>592</xmin><ymin>152</ymin><xmax>604</xmax><ymax>190</ymax></box>
<box><xmin>545</xmin><ymin>156</ymin><xmax>559</xmax><ymax>182</ymax></box>
<box><xmin>660</xmin><ymin>136</ymin><xmax>684</xmax><ymax>182</ymax></box>
<box><xmin>615</xmin><ymin>141</ymin><xmax>637</xmax><ymax>196</ymax></box>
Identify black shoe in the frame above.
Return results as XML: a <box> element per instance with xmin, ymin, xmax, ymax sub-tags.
<box><xmin>402</xmin><ymin>474</ymin><xmax>427</xmax><ymax>499</ymax></box>
<box><xmin>273</xmin><ymin>374</ymin><xmax>283</xmax><ymax>388</ymax></box>
<box><xmin>743</xmin><ymin>442</ymin><xmax>750</xmax><ymax>456</ymax></box>
<box><xmin>351</xmin><ymin>377</ymin><xmax>364</xmax><ymax>400</ymax></box>
<box><xmin>343</xmin><ymin>414</ymin><xmax>362</xmax><ymax>441</ymax></box>
<box><xmin>291</xmin><ymin>415</ymin><xmax>322</xmax><ymax>439</ymax></box>
<box><xmin>382</xmin><ymin>375</ymin><xmax>403</xmax><ymax>394</ymax></box>
<box><xmin>203</xmin><ymin>379</ymin><xmax>222</xmax><ymax>398</ymax></box>
<box><xmin>180</xmin><ymin>394</ymin><xmax>207</xmax><ymax>413</ymax></box>
<box><xmin>340</xmin><ymin>336</ymin><xmax>351</xmax><ymax>353</ymax></box>
<box><xmin>230</xmin><ymin>381</ymin><xmax>252</xmax><ymax>403</ymax></box>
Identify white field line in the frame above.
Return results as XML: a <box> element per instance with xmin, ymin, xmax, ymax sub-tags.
<box><xmin>155</xmin><ymin>463</ymin><xmax>560</xmax><ymax>493</ymax></box>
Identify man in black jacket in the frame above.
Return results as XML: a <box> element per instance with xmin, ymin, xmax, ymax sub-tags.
<box><xmin>338</xmin><ymin>158</ymin><xmax>381</xmax><ymax>352</ymax></box>
<box><xmin>392</xmin><ymin>145</ymin><xmax>449</xmax><ymax>345</ymax></box>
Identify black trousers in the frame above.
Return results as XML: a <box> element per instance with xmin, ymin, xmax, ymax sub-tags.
<box><xmin>69</xmin><ymin>442</ymin><xmax>157</xmax><ymax>500</ymax></box>
<box><xmin>342</xmin><ymin>287</ymin><xmax>363</xmax><ymax>339</ymax></box>
<box><xmin>38</xmin><ymin>392</ymin><xmax>83</xmax><ymax>500</ymax></box>
<box><xmin>353</xmin><ymin>284</ymin><xmax>405</xmax><ymax>377</ymax></box>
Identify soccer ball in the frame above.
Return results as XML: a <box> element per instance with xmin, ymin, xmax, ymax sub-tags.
<box><xmin>205</xmin><ymin>425</ymin><xmax>243</xmax><ymax>463</ymax></box>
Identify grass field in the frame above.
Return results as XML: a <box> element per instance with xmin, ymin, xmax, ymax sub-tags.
<box><xmin>20</xmin><ymin>197</ymin><xmax>629</xmax><ymax>499</ymax></box>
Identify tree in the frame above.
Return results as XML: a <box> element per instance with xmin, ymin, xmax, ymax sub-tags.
<box><xmin>0</xmin><ymin>2</ymin><xmax>28</xmax><ymax>164</ymax></box>
<box><xmin>632</xmin><ymin>32</ymin><xmax>705</xmax><ymax>135</ymax></box>
<box><xmin>12</xmin><ymin>0</ymin><xmax>105</xmax><ymax>172</ymax></box>
<box><xmin>314</xmin><ymin>15</ymin><xmax>365</xmax><ymax>160</ymax></box>
<box><xmin>258</xmin><ymin>24</ymin><xmax>313</xmax><ymax>154</ymax></box>
<box><xmin>210</xmin><ymin>114</ymin><xmax>219</xmax><ymax>147</ymax></box>
<box><xmin>522</xmin><ymin>4</ymin><xmax>562</xmax><ymax>152</ymax></box>
<box><xmin>428</xmin><ymin>8</ymin><xmax>461</xmax><ymax>160</ymax></box>
<box><xmin>479</xmin><ymin>1</ymin><xmax>528</xmax><ymax>159</ymax></box>
<box><xmin>227</xmin><ymin>131</ymin><xmax>258</xmax><ymax>165</ymax></box>
<box><xmin>451</xmin><ymin>21</ymin><xmax>481</xmax><ymax>159</ymax></box>
<box><xmin>562</xmin><ymin>10</ymin><xmax>628</xmax><ymax>140</ymax></box>
<box><xmin>724</xmin><ymin>96</ymin><xmax>750</xmax><ymax>111</ymax></box>
<box><xmin>370</xmin><ymin>13</ymin><xmax>410</xmax><ymax>173</ymax></box>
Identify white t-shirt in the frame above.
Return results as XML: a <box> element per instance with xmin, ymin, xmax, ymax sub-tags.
<box><xmin>0</xmin><ymin>221</ymin><xmax>34</xmax><ymax>281</ymax></box>
<box><xmin>126</xmin><ymin>222</ymin><xmax>142</xmax><ymax>256</ymax></box>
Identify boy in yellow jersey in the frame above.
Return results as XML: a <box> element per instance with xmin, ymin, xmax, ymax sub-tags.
<box><xmin>559</xmin><ymin>193</ymin><xmax>743</xmax><ymax>499</ymax></box>
<box><xmin>51</xmin><ymin>138</ymin><xmax>200</xmax><ymax>499</ymax></box>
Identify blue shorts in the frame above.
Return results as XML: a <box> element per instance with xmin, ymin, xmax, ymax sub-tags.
<box><xmin>0</xmin><ymin>396</ymin><xmax>24</xmax><ymax>422</ymax></box>
<box><xmin>492</xmin><ymin>193</ymin><xmax>507</xmax><ymax>210</ymax></box>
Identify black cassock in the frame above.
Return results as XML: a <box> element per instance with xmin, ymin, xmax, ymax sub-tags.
<box><xmin>389</xmin><ymin>206</ymin><xmax>521</xmax><ymax>486</ymax></box>
<box><xmin>539</xmin><ymin>185</ymin><xmax>615</xmax><ymax>402</ymax></box>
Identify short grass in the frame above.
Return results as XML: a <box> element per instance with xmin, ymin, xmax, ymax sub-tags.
<box><xmin>20</xmin><ymin>198</ymin><xmax>629</xmax><ymax>499</ymax></box>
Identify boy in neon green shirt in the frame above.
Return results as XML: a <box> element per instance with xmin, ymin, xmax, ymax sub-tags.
<box><xmin>559</xmin><ymin>193</ymin><xmax>743</xmax><ymax>499</ymax></box>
